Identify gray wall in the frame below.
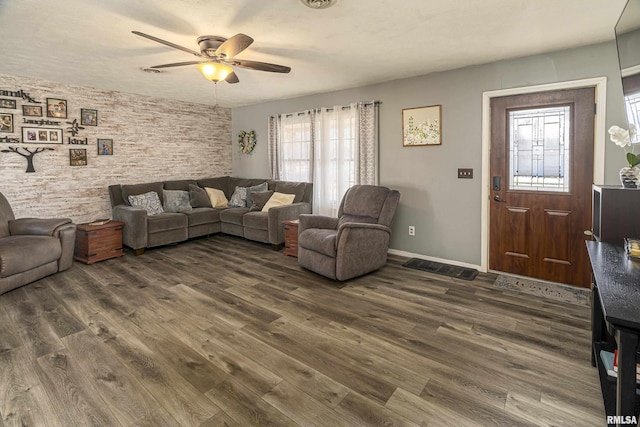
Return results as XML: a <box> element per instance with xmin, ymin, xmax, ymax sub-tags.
<box><xmin>0</xmin><ymin>74</ymin><xmax>232</xmax><ymax>223</ymax></box>
<box><xmin>231</xmin><ymin>41</ymin><xmax>627</xmax><ymax>267</ymax></box>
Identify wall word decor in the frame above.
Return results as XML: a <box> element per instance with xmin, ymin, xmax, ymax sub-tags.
<box><xmin>238</xmin><ymin>130</ymin><xmax>257</xmax><ymax>154</ymax></box>
<box><xmin>21</xmin><ymin>118</ymin><xmax>61</xmax><ymax>126</ymax></box>
<box><xmin>0</xmin><ymin>89</ymin><xmax>39</xmax><ymax>103</ymax></box>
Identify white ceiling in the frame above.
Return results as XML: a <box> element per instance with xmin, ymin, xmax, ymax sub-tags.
<box><xmin>0</xmin><ymin>0</ymin><xmax>628</xmax><ymax>108</ymax></box>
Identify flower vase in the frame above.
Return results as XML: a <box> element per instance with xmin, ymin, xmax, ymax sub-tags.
<box><xmin>620</xmin><ymin>166</ymin><xmax>640</xmax><ymax>188</ymax></box>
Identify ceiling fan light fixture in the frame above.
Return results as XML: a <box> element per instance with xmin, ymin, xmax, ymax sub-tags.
<box><xmin>198</xmin><ymin>62</ymin><xmax>233</xmax><ymax>82</ymax></box>
<box><xmin>300</xmin><ymin>0</ymin><xmax>337</xmax><ymax>9</ymax></box>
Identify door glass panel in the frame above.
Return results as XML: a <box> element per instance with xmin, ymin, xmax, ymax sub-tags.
<box><xmin>508</xmin><ymin>106</ymin><xmax>571</xmax><ymax>192</ymax></box>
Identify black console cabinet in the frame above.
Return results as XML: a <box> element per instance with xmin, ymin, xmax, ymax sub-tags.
<box><xmin>587</xmin><ymin>241</ymin><xmax>640</xmax><ymax>426</ymax></box>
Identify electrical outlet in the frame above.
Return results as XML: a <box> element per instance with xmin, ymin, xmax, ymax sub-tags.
<box><xmin>408</xmin><ymin>225</ymin><xmax>415</xmax><ymax>236</ymax></box>
<box><xmin>458</xmin><ymin>168</ymin><xmax>473</xmax><ymax>179</ymax></box>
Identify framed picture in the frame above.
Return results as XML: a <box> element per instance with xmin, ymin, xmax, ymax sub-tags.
<box><xmin>69</xmin><ymin>149</ymin><xmax>87</xmax><ymax>166</ymax></box>
<box><xmin>97</xmin><ymin>138</ymin><xmax>113</xmax><ymax>155</ymax></box>
<box><xmin>22</xmin><ymin>126</ymin><xmax>63</xmax><ymax>144</ymax></box>
<box><xmin>0</xmin><ymin>99</ymin><xmax>16</xmax><ymax>109</ymax></box>
<box><xmin>0</xmin><ymin>113</ymin><xmax>13</xmax><ymax>133</ymax></box>
<box><xmin>22</xmin><ymin>105</ymin><xmax>43</xmax><ymax>117</ymax></box>
<box><xmin>81</xmin><ymin>108</ymin><xmax>98</xmax><ymax>126</ymax></box>
<box><xmin>402</xmin><ymin>104</ymin><xmax>442</xmax><ymax>146</ymax></box>
<box><xmin>46</xmin><ymin>98</ymin><xmax>67</xmax><ymax>119</ymax></box>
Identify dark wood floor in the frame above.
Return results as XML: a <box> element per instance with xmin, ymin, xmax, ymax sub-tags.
<box><xmin>0</xmin><ymin>235</ymin><xmax>604</xmax><ymax>426</ymax></box>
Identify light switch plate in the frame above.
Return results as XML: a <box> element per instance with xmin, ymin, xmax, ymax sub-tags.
<box><xmin>458</xmin><ymin>168</ymin><xmax>473</xmax><ymax>179</ymax></box>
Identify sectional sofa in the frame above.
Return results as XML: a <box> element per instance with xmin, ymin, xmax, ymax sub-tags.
<box><xmin>108</xmin><ymin>176</ymin><xmax>312</xmax><ymax>254</ymax></box>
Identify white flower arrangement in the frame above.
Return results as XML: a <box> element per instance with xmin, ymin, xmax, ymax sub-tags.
<box><xmin>608</xmin><ymin>124</ymin><xmax>639</xmax><ymax>167</ymax></box>
<box><xmin>404</xmin><ymin>116</ymin><xmax>440</xmax><ymax>145</ymax></box>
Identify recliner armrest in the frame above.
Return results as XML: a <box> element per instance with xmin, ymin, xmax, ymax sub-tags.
<box><xmin>9</xmin><ymin>218</ymin><xmax>72</xmax><ymax>236</ymax></box>
<box><xmin>298</xmin><ymin>214</ymin><xmax>339</xmax><ymax>233</ymax></box>
<box><xmin>336</xmin><ymin>222</ymin><xmax>391</xmax><ymax>245</ymax></box>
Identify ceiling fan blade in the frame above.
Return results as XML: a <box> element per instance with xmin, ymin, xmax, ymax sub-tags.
<box><xmin>148</xmin><ymin>61</ymin><xmax>204</xmax><ymax>69</ymax></box>
<box><xmin>132</xmin><ymin>31</ymin><xmax>203</xmax><ymax>57</ymax></box>
<box><xmin>227</xmin><ymin>59</ymin><xmax>291</xmax><ymax>73</ymax></box>
<box><xmin>225</xmin><ymin>72</ymin><xmax>239</xmax><ymax>84</ymax></box>
<box><xmin>216</xmin><ymin>33</ymin><xmax>254</xmax><ymax>59</ymax></box>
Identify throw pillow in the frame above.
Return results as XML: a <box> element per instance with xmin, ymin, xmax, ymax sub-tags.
<box><xmin>228</xmin><ymin>182</ymin><xmax>268</xmax><ymax>207</ymax></box>
<box><xmin>228</xmin><ymin>186</ymin><xmax>248</xmax><ymax>207</ymax></box>
<box><xmin>250</xmin><ymin>190</ymin><xmax>274</xmax><ymax>211</ymax></box>
<box><xmin>189</xmin><ymin>184</ymin><xmax>212</xmax><ymax>208</ymax></box>
<box><xmin>245</xmin><ymin>182</ymin><xmax>268</xmax><ymax>207</ymax></box>
<box><xmin>205</xmin><ymin>187</ymin><xmax>229</xmax><ymax>208</ymax></box>
<box><xmin>162</xmin><ymin>190</ymin><xmax>192</xmax><ymax>213</ymax></box>
<box><xmin>262</xmin><ymin>192</ymin><xmax>296</xmax><ymax>212</ymax></box>
<box><xmin>274</xmin><ymin>181</ymin><xmax>306</xmax><ymax>203</ymax></box>
<box><xmin>128</xmin><ymin>191</ymin><xmax>164</xmax><ymax>216</ymax></box>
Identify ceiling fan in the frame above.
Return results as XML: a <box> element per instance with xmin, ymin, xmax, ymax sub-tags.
<box><xmin>132</xmin><ymin>31</ymin><xmax>291</xmax><ymax>84</ymax></box>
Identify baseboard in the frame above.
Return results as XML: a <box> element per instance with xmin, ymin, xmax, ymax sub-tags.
<box><xmin>387</xmin><ymin>249</ymin><xmax>483</xmax><ymax>272</ymax></box>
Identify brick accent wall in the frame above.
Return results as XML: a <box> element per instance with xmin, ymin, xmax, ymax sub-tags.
<box><xmin>0</xmin><ymin>74</ymin><xmax>231</xmax><ymax>224</ymax></box>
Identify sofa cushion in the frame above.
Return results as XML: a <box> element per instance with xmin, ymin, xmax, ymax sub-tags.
<box><xmin>164</xmin><ymin>180</ymin><xmax>197</xmax><ymax>191</ymax></box>
<box><xmin>163</xmin><ymin>190</ymin><xmax>192</xmax><ymax>213</ymax></box>
<box><xmin>147</xmin><ymin>212</ymin><xmax>187</xmax><ymax>233</ymax></box>
<box><xmin>219</xmin><ymin>207</ymin><xmax>250</xmax><ymax>225</ymax></box>
<box><xmin>128</xmin><ymin>191</ymin><xmax>164</xmax><ymax>216</ymax></box>
<box><xmin>245</xmin><ymin>182</ymin><xmax>268</xmax><ymax>207</ymax></box>
<box><xmin>275</xmin><ymin>181</ymin><xmax>306</xmax><ymax>203</ymax></box>
<box><xmin>243</xmin><ymin>211</ymin><xmax>269</xmax><ymax>229</ymax></box>
<box><xmin>185</xmin><ymin>208</ymin><xmax>221</xmax><ymax>227</ymax></box>
<box><xmin>0</xmin><ymin>235</ymin><xmax>61</xmax><ymax>278</ymax></box>
<box><xmin>250</xmin><ymin>190</ymin><xmax>274</xmax><ymax>211</ymax></box>
<box><xmin>262</xmin><ymin>192</ymin><xmax>295</xmax><ymax>212</ymax></box>
<box><xmin>299</xmin><ymin>229</ymin><xmax>337</xmax><ymax>258</ymax></box>
<box><xmin>189</xmin><ymin>184</ymin><xmax>212</xmax><ymax>208</ymax></box>
<box><xmin>122</xmin><ymin>182</ymin><xmax>164</xmax><ymax>206</ymax></box>
<box><xmin>205</xmin><ymin>187</ymin><xmax>229</xmax><ymax>208</ymax></box>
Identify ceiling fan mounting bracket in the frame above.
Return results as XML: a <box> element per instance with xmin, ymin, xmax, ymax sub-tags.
<box><xmin>197</xmin><ymin>35</ymin><xmax>227</xmax><ymax>56</ymax></box>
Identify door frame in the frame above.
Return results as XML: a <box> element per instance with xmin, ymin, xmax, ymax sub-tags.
<box><xmin>480</xmin><ymin>77</ymin><xmax>607</xmax><ymax>273</ymax></box>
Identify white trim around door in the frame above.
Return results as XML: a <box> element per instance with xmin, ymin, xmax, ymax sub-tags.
<box><xmin>480</xmin><ymin>77</ymin><xmax>607</xmax><ymax>273</ymax></box>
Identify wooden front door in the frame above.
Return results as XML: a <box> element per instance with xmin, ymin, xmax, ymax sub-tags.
<box><xmin>489</xmin><ymin>88</ymin><xmax>595</xmax><ymax>288</ymax></box>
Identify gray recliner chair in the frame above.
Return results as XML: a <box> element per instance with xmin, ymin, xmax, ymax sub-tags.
<box><xmin>298</xmin><ymin>185</ymin><xmax>400</xmax><ymax>281</ymax></box>
<box><xmin>0</xmin><ymin>192</ymin><xmax>76</xmax><ymax>295</ymax></box>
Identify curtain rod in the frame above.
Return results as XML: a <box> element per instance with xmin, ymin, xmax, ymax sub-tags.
<box><xmin>282</xmin><ymin>101</ymin><xmax>381</xmax><ymax>117</ymax></box>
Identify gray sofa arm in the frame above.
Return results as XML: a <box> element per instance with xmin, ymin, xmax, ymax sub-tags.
<box><xmin>267</xmin><ymin>202</ymin><xmax>312</xmax><ymax>244</ymax></box>
<box><xmin>56</xmin><ymin>223</ymin><xmax>76</xmax><ymax>271</ymax></box>
<box><xmin>9</xmin><ymin>218</ymin><xmax>72</xmax><ymax>236</ymax></box>
<box><xmin>298</xmin><ymin>214</ymin><xmax>339</xmax><ymax>234</ymax></box>
<box><xmin>113</xmin><ymin>205</ymin><xmax>148</xmax><ymax>250</ymax></box>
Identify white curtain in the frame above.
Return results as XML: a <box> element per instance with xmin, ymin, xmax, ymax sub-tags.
<box><xmin>313</xmin><ymin>104</ymin><xmax>358</xmax><ymax>216</ymax></box>
<box><xmin>268</xmin><ymin>101</ymin><xmax>378</xmax><ymax>216</ymax></box>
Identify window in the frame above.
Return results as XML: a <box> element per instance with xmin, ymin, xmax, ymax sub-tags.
<box><xmin>280</xmin><ymin>114</ymin><xmax>312</xmax><ymax>182</ymax></box>
<box><xmin>508</xmin><ymin>106</ymin><xmax>571</xmax><ymax>193</ymax></box>
<box><xmin>269</xmin><ymin>102</ymin><xmax>378</xmax><ymax>215</ymax></box>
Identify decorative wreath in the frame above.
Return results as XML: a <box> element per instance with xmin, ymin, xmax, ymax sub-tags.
<box><xmin>238</xmin><ymin>130</ymin><xmax>257</xmax><ymax>154</ymax></box>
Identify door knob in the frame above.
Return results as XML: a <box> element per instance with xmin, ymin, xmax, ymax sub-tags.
<box><xmin>494</xmin><ymin>195</ymin><xmax>505</xmax><ymax>202</ymax></box>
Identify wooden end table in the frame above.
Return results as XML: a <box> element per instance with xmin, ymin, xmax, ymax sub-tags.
<box><xmin>283</xmin><ymin>219</ymin><xmax>299</xmax><ymax>257</ymax></box>
<box><xmin>74</xmin><ymin>220</ymin><xmax>125</xmax><ymax>264</ymax></box>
